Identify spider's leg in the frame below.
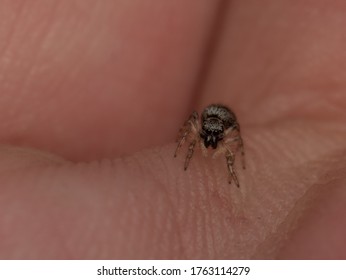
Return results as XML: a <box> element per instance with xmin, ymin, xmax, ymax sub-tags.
<box><xmin>174</xmin><ymin>111</ymin><xmax>199</xmax><ymax>157</ymax></box>
<box><xmin>233</xmin><ymin>123</ymin><xmax>245</xmax><ymax>169</ymax></box>
<box><xmin>223</xmin><ymin>135</ymin><xmax>245</xmax><ymax>169</ymax></box>
<box><xmin>238</xmin><ymin>135</ymin><xmax>245</xmax><ymax>170</ymax></box>
<box><xmin>184</xmin><ymin>139</ymin><xmax>197</xmax><ymax>170</ymax></box>
<box><xmin>174</xmin><ymin>126</ymin><xmax>190</xmax><ymax>157</ymax></box>
<box><xmin>226</xmin><ymin>150</ymin><xmax>240</xmax><ymax>187</ymax></box>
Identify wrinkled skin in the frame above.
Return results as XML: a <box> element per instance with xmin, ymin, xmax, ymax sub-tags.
<box><xmin>0</xmin><ymin>0</ymin><xmax>346</xmax><ymax>259</ymax></box>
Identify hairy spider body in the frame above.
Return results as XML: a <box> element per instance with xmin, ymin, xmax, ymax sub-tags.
<box><xmin>174</xmin><ymin>104</ymin><xmax>244</xmax><ymax>187</ymax></box>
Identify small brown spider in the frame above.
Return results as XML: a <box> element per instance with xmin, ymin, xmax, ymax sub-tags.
<box><xmin>174</xmin><ymin>104</ymin><xmax>245</xmax><ymax>187</ymax></box>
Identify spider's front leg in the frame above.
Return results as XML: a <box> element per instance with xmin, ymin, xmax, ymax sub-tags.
<box><xmin>224</xmin><ymin>123</ymin><xmax>245</xmax><ymax>170</ymax></box>
<box><xmin>184</xmin><ymin>139</ymin><xmax>197</xmax><ymax>170</ymax></box>
<box><xmin>174</xmin><ymin>111</ymin><xmax>199</xmax><ymax>158</ymax></box>
<box><xmin>234</xmin><ymin>123</ymin><xmax>245</xmax><ymax>170</ymax></box>
<box><xmin>225</xmin><ymin>150</ymin><xmax>240</xmax><ymax>187</ymax></box>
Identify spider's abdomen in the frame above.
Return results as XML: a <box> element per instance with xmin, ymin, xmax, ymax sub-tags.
<box><xmin>201</xmin><ymin>104</ymin><xmax>236</xmax><ymax>129</ymax></box>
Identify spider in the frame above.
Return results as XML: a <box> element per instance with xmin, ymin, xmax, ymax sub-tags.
<box><xmin>174</xmin><ymin>104</ymin><xmax>245</xmax><ymax>187</ymax></box>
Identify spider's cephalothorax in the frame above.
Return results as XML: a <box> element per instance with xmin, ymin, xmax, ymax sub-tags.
<box><xmin>200</xmin><ymin>105</ymin><xmax>235</xmax><ymax>149</ymax></box>
<box><xmin>174</xmin><ymin>104</ymin><xmax>245</xmax><ymax>187</ymax></box>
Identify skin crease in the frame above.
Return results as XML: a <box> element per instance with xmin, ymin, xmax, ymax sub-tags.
<box><xmin>0</xmin><ymin>0</ymin><xmax>346</xmax><ymax>259</ymax></box>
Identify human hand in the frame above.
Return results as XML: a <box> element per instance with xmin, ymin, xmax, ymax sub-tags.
<box><xmin>0</xmin><ymin>0</ymin><xmax>345</xmax><ymax>259</ymax></box>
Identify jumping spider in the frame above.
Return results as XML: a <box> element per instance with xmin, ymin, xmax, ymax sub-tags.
<box><xmin>174</xmin><ymin>104</ymin><xmax>245</xmax><ymax>187</ymax></box>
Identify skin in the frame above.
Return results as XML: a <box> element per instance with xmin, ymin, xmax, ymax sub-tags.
<box><xmin>0</xmin><ymin>0</ymin><xmax>345</xmax><ymax>259</ymax></box>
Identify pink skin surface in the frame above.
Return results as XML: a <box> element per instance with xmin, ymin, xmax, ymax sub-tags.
<box><xmin>0</xmin><ymin>0</ymin><xmax>346</xmax><ymax>259</ymax></box>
